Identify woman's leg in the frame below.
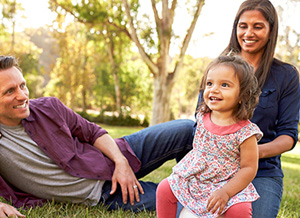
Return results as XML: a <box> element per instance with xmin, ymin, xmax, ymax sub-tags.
<box><xmin>251</xmin><ymin>177</ymin><xmax>283</xmax><ymax>218</ymax></box>
<box><xmin>156</xmin><ymin>178</ymin><xmax>178</xmax><ymax>218</ymax></box>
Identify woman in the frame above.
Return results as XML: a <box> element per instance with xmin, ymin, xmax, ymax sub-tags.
<box><xmin>195</xmin><ymin>0</ymin><xmax>300</xmax><ymax>217</ymax></box>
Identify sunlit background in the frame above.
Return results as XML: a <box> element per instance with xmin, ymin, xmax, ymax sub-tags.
<box><xmin>2</xmin><ymin>0</ymin><xmax>300</xmax><ymax>124</ymax></box>
<box><xmin>18</xmin><ymin>0</ymin><xmax>300</xmax><ymax>58</ymax></box>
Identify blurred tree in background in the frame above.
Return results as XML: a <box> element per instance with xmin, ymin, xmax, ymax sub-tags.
<box><xmin>49</xmin><ymin>0</ymin><xmax>206</xmax><ymax>125</ymax></box>
<box><xmin>1</xmin><ymin>0</ymin><xmax>299</xmax><ymax>127</ymax></box>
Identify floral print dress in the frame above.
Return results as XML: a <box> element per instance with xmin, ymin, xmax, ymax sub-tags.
<box><xmin>168</xmin><ymin>113</ymin><xmax>263</xmax><ymax>217</ymax></box>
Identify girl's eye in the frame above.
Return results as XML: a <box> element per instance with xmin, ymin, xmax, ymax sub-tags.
<box><xmin>222</xmin><ymin>83</ymin><xmax>229</xmax><ymax>87</ymax></box>
<box><xmin>206</xmin><ymin>82</ymin><xmax>212</xmax><ymax>86</ymax></box>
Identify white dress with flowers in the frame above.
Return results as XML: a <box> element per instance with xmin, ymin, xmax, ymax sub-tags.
<box><xmin>168</xmin><ymin>113</ymin><xmax>263</xmax><ymax>217</ymax></box>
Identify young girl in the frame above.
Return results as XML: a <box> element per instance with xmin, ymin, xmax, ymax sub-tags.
<box><xmin>156</xmin><ymin>55</ymin><xmax>263</xmax><ymax>218</ymax></box>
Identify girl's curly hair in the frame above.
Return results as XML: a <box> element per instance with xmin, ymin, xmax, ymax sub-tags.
<box><xmin>198</xmin><ymin>54</ymin><xmax>261</xmax><ymax>121</ymax></box>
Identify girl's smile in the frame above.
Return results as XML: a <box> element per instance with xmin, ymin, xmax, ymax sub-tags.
<box><xmin>203</xmin><ymin>64</ymin><xmax>240</xmax><ymax>123</ymax></box>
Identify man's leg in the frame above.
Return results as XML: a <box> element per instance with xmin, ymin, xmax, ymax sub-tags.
<box><xmin>99</xmin><ymin>119</ymin><xmax>194</xmax><ymax>212</ymax></box>
<box><xmin>252</xmin><ymin>177</ymin><xmax>283</xmax><ymax>218</ymax></box>
<box><xmin>100</xmin><ymin>180</ymin><xmax>157</xmax><ymax>212</ymax></box>
<box><xmin>123</xmin><ymin>119</ymin><xmax>194</xmax><ymax>179</ymax></box>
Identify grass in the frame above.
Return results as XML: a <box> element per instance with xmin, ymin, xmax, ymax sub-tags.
<box><xmin>277</xmin><ymin>145</ymin><xmax>300</xmax><ymax>218</ymax></box>
<box><xmin>1</xmin><ymin>124</ymin><xmax>299</xmax><ymax>217</ymax></box>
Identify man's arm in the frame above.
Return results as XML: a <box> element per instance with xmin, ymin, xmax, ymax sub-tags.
<box><xmin>0</xmin><ymin>202</ymin><xmax>25</xmax><ymax>218</ymax></box>
<box><xmin>93</xmin><ymin>134</ymin><xmax>144</xmax><ymax>206</ymax></box>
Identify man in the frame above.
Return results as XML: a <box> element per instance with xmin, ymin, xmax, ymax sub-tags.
<box><xmin>0</xmin><ymin>55</ymin><xmax>194</xmax><ymax>217</ymax></box>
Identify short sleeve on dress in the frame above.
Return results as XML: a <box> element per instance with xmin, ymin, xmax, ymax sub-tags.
<box><xmin>237</xmin><ymin>122</ymin><xmax>263</xmax><ymax>145</ymax></box>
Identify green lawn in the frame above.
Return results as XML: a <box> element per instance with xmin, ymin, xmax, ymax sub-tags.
<box><xmin>277</xmin><ymin>145</ymin><xmax>300</xmax><ymax>218</ymax></box>
<box><xmin>1</xmin><ymin>124</ymin><xmax>299</xmax><ymax>217</ymax></box>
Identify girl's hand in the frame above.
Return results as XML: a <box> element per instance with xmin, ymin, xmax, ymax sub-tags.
<box><xmin>206</xmin><ymin>188</ymin><xmax>230</xmax><ymax>216</ymax></box>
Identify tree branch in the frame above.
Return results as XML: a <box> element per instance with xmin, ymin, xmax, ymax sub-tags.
<box><xmin>51</xmin><ymin>0</ymin><xmax>132</xmax><ymax>40</ymax></box>
<box><xmin>122</xmin><ymin>0</ymin><xmax>158</xmax><ymax>75</ymax></box>
<box><xmin>173</xmin><ymin>0</ymin><xmax>205</xmax><ymax>76</ymax></box>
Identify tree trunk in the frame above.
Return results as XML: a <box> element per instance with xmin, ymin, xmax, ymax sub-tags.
<box><xmin>112</xmin><ymin>70</ymin><xmax>122</xmax><ymax>115</ymax></box>
<box><xmin>151</xmin><ymin>73</ymin><xmax>175</xmax><ymax>125</ymax></box>
<box><xmin>107</xmin><ymin>33</ymin><xmax>122</xmax><ymax>115</ymax></box>
<box><xmin>53</xmin><ymin>0</ymin><xmax>205</xmax><ymax>124</ymax></box>
<box><xmin>81</xmin><ymin>89</ymin><xmax>87</xmax><ymax>113</ymax></box>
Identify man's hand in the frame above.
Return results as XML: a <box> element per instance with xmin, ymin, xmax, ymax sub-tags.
<box><xmin>93</xmin><ymin>134</ymin><xmax>144</xmax><ymax>206</ymax></box>
<box><xmin>0</xmin><ymin>202</ymin><xmax>25</xmax><ymax>218</ymax></box>
<box><xmin>110</xmin><ymin>157</ymin><xmax>144</xmax><ymax>206</ymax></box>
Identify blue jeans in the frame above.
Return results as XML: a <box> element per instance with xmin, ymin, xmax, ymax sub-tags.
<box><xmin>100</xmin><ymin>119</ymin><xmax>194</xmax><ymax>212</ymax></box>
<box><xmin>252</xmin><ymin>177</ymin><xmax>283</xmax><ymax>218</ymax></box>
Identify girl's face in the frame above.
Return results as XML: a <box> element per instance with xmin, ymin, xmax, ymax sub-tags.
<box><xmin>203</xmin><ymin>64</ymin><xmax>240</xmax><ymax>116</ymax></box>
<box><xmin>237</xmin><ymin>10</ymin><xmax>270</xmax><ymax>56</ymax></box>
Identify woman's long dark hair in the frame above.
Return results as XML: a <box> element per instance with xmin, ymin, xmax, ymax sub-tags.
<box><xmin>221</xmin><ymin>0</ymin><xmax>278</xmax><ymax>89</ymax></box>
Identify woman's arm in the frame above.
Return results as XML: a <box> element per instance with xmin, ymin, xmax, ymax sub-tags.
<box><xmin>206</xmin><ymin>135</ymin><xmax>258</xmax><ymax>215</ymax></box>
<box><xmin>258</xmin><ymin>135</ymin><xmax>294</xmax><ymax>159</ymax></box>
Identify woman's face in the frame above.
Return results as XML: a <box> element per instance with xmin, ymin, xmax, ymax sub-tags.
<box><xmin>237</xmin><ymin>10</ymin><xmax>270</xmax><ymax>56</ymax></box>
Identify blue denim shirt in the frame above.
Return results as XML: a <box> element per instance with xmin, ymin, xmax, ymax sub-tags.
<box><xmin>0</xmin><ymin>97</ymin><xmax>141</xmax><ymax>207</ymax></box>
<box><xmin>195</xmin><ymin>59</ymin><xmax>300</xmax><ymax>178</ymax></box>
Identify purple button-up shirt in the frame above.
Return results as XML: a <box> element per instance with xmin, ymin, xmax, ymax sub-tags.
<box><xmin>0</xmin><ymin>97</ymin><xmax>141</xmax><ymax>208</ymax></box>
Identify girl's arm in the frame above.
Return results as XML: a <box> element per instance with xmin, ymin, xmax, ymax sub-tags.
<box><xmin>206</xmin><ymin>135</ymin><xmax>259</xmax><ymax>215</ymax></box>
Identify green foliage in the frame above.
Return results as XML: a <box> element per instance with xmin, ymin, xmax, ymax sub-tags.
<box><xmin>45</xmin><ymin>22</ymin><xmax>97</xmax><ymax>109</ymax></box>
<box><xmin>119</xmin><ymin>57</ymin><xmax>153</xmax><ymax>118</ymax></box>
<box><xmin>76</xmin><ymin>110</ymin><xmax>149</xmax><ymax>127</ymax></box>
<box><xmin>0</xmin><ymin>0</ymin><xmax>22</xmax><ymax>22</ymax></box>
<box><xmin>171</xmin><ymin>55</ymin><xmax>212</xmax><ymax>117</ymax></box>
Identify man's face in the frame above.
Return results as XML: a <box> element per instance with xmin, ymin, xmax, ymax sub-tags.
<box><xmin>0</xmin><ymin>67</ymin><xmax>30</xmax><ymax>126</ymax></box>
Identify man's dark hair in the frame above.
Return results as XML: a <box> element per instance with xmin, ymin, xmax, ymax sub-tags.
<box><xmin>0</xmin><ymin>55</ymin><xmax>21</xmax><ymax>72</ymax></box>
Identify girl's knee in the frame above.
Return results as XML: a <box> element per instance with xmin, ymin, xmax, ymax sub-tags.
<box><xmin>157</xmin><ymin>179</ymin><xmax>172</xmax><ymax>199</ymax></box>
<box><xmin>156</xmin><ymin>179</ymin><xmax>178</xmax><ymax>218</ymax></box>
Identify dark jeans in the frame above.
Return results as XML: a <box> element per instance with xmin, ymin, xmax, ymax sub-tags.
<box><xmin>252</xmin><ymin>177</ymin><xmax>283</xmax><ymax>218</ymax></box>
<box><xmin>100</xmin><ymin>119</ymin><xmax>194</xmax><ymax>212</ymax></box>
